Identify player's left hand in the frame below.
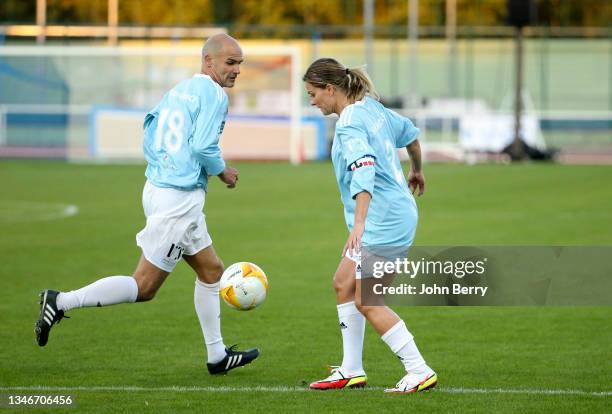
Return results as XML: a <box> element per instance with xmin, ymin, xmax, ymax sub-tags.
<box><xmin>219</xmin><ymin>166</ymin><xmax>239</xmax><ymax>188</ymax></box>
<box><xmin>408</xmin><ymin>170</ymin><xmax>425</xmax><ymax>196</ymax></box>
<box><xmin>342</xmin><ymin>222</ymin><xmax>364</xmax><ymax>258</ymax></box>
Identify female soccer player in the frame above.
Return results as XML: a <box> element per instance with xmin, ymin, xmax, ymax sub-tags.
<box><xmin>304</xmin><ymin>58</ymin><xmax>437</xmax><ymax>394</ymax></box>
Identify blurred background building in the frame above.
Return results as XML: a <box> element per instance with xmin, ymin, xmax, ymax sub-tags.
<box><xmin>0</xmin><ymin>0</ymin><xmax>610</xmax><ymax>163</ymax></box>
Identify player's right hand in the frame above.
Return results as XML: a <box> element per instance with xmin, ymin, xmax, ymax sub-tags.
<box><xmin>219</xmin><ymin>166</ymin><xmax>239</xmax><ymax>188</ymax></box>
<box><xmin>408</xmin><ymin>170</ymin><xmax>425</xmax><ymax>196</ymax></box>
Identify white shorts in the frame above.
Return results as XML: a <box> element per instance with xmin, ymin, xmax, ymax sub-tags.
<box><xmin>346</xmin><ymin>247</ymin><xmax>409</xmax><ymax>281</ymax></box>
<box><xmin>345</xmin><ymin>249</ymin><xmax>363</xmax><ymax>280</ymax></box>
<box><xmin>136</xmin><ymin>181</ymin><xmax>212</xmax><ymax>272</ymax></box>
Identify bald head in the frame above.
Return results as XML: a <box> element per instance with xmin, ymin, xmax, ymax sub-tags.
<box><xmin>201</xmin><ymin>33</ymin><xmax>244</xmax><ymax>88</ymax></box>
<box><xmin>202</xmin><ymin>33</ymin><xmax>241</xmax><ymax>58</ymax></box>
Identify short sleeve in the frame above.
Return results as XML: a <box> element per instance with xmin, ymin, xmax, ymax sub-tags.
<box><xmin>336</xmin><ymin>121</ymin><xmax>376</xmax><ymax>199</ymax></box>
<box><xmin>336</xmin><ymin>122</ymin><xmax>374</xmax><ymax>164</ymax></box>
<box><xmin>387</xmin><ymin>109</ymin><xmax>420</xmax><ymax>148</ymax></box>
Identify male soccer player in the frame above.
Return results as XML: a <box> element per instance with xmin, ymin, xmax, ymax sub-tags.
<box><xmin>35</xmin><ymin>34</ymin><xmax>259</xmax><ymax>375</ymax></box>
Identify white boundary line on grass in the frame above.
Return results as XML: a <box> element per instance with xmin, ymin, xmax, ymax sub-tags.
<box><xmin>0</xmin><ymin>202</ymin><xmax>79</xmax><ymax>223</ymax></box>
<box><xmin>0</xmin><ymin>386</ymin><xmax>610</xmax><ymax>397</ymax></box>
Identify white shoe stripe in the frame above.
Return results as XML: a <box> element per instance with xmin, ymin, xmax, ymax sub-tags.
<box><xmin>43</xmin><ymin>316</ymin><xmax>52</xmax><ymax>325</ymax></box>
<box><xmin>235</xmin><ymin>354</ymin><xmax>242</xmax><ymax>366</ymax></box>
<box><xmin>225</xmin><ymin>356</ymin><xmax>234</xmax><ymax>371</ymax></box>
<box><xmin>44</xmin><ymin>310</ymin><xmax>53</xmax><ymax>320</ymax></box>
<box><xmin>46</xmin><ymin>304</ymin><xmax>56</xmax><ymax>316</ymax></box>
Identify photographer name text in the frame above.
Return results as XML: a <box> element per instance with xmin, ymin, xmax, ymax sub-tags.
<box><xmin>373</xmin><ymin>283</ymin><xmax>488</xmax><ymax>297</ymax></box>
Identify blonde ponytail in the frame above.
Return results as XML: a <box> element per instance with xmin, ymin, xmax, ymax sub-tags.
<box><xmin>345</xmin><ymin>66</ymin><xmax>380</xmax><ymax>101</ymax></box>
<box><xmin>303</xmin><ymin>58</ymin><xmax>379</xmax><ymax>102</ymax></box>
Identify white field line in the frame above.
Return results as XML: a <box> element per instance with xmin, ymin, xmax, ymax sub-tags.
<box><xmin>0</xmin><ymin>202</ymin><xmax>79</xmax><ymax>223</ymax></box>
<box><xmin>0</xmin><ymin>386</ymin><xmax>610</xmax><ymax>397</ymax></box>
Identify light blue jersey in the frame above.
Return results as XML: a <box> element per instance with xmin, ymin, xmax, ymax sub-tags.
<box><xmin>332</xmin><ymin>97</ymin><xmax>420</xmax><ymax>247</ymax></box>
<box><xmin>143</xmin><ymin>74</ymin><xmax>228</xmax><ymax>191</ymax></box>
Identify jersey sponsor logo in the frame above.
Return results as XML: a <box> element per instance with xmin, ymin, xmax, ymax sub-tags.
<box><xmin>169</xmin><ymin>89</ymin><xmax>198</xmax><ymax>104</ymax></box>
<box><xmin>348</xmin><ymin>156</ymin><xmax>375</xmax><ymax>171</ymax></box>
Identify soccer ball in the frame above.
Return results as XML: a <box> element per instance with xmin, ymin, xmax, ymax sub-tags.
<box><xmin>219</xmin><ymin>262</ymin><xmax>268</xmax><ymax>310</ymax></box>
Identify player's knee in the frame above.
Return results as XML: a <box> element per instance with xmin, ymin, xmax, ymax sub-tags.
<box><xmin>332</xmin><ymin>275</ymin><xmax>343</xmax><ymax>295</ymax></box>
<box><xmin>198</xmin><ymin>257</ymin><xmax>224</xmax><ymax>284</ymax></box>
<box><xmin>333</xmin><ymin>274</ymin><xmax>352</xmax><ymax>297</ymax></box>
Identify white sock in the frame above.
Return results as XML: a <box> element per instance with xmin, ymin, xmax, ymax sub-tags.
<box><xmin>381</xmin><ymin>320</ymin><xmax>429</xmax><ymax>374</ymax></box>
<box><xmin>194</xmin><ymin>279</ymin><xmax>226</xmax><ymax>363</ymax></box>
<box><xmin>56</xmin><ymin>276</ymin><xmax>138</xmax><ymax>312</ymax></box>
<box><xmin>337</xmin><ymin>301</ymin><xmax>366</xmax><ymax>376</ymax></box>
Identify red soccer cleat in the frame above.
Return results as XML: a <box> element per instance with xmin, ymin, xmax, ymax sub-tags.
<box><xmin>309</xmin><ymin>367</ymin><xmax>367</xmax><ymax>390</ymax></box>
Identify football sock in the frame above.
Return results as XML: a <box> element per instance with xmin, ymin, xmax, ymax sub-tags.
<box><xmin>194</xmin><ymin>279</ymin><xmax>226</xmax><ymax>363</ymax></box>
<box><xmin>56</xmin><ymin>275</ymin><xmax>138</xmax><ymax>312</ymax></box>
<box><xmin>337</xmin><ymin>301</ymin><xmax>366</xmax><ymax>376</ymax></box>
<box><xmin>381</xmin><ymin>320</ymin><xmax>428</xmax><ymax>374</ymax></box>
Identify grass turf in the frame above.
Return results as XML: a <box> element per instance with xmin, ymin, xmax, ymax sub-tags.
<box><xmin>1</xmin><ymin>161</ymin><xmax>611</xmax><ymax>413</ymax></box>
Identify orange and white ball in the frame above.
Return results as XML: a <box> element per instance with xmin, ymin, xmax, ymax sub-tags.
<box><xmin>220</xmin><ymin>262</ymin><xmax>268</xmax><ymax>310</ymax></box>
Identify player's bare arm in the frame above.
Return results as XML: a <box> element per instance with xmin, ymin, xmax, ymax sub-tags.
<box><xmin>406</xmin><ymin>139</ymin><xmax>425</xmax><ymax>196</ymax></box>
<box><xmin>343</xmin><ymin>191</ymin><xmax>372</xmax><ymax>256</ymax></box>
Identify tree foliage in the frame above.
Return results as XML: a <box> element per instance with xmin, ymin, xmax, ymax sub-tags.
<box><xmin>1</xmin><ymin>0</ymin><xmax>609</xmax><ymax>32</ymax></box>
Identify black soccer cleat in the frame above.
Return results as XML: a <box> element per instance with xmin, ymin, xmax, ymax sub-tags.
<box><xmin>35</xmin><ymin>289</ymin><xmax>67</xmax><ymax>347</ymax></box>
<box><xmin>207</xmin><ymin>345</ymin><xmax>260</xmax><ymax>375</ymax></box>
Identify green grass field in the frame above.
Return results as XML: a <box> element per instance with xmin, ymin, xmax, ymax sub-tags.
<box><xmin>1</xmin><ymin>161</ymin><xmax>611</xmax><ymax>413</ymax></box>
